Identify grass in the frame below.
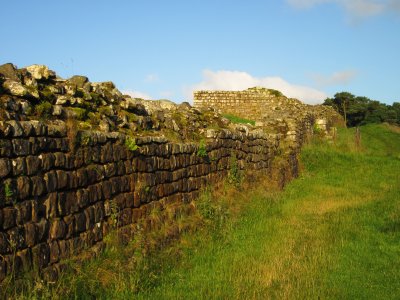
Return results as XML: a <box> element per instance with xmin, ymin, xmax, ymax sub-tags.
<box><xmin>223</xmin><ymin>113</ymin><xmax>256</xmax><ymax>126</ymax></box>
<box><xmin>4</xmin><ymin>123</ymin><xmax>400</xmax><ymax>299</ymax></box>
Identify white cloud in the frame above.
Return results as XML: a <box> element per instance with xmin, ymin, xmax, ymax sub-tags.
<box><xmin>159</xmin><ymin>90</ymin><xmax>174</xmax><ymax>99</ymax></box>
<box><xmin>122</xmin><ymin>90</ymin><xmax>153</xmax><ymax>100</ymax></box>
<box><xmin>287</xmin><ymin>0</ymin><xmax>393</xmax><ymax>18</ymax></box>
<box><xmin>187</xmin><ymin>70</ymin><xmax>327</xmax><ymax>104</ymax></box>
<box><xmin>287</xmin><ymin>0</ymin><xmax>330</xmax><ymax>9</ymax></box>
<box><xmin>144</xmin><ymin>74</ymin><xmax>159</xmax><ymax>83</ymax></box>
<box><xmin>311</xmin><ymin>70</ymin><xmax>358</xmax><ymax>87</ymax></box>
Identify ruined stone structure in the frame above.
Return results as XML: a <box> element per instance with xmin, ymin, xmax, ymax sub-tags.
<box><xmin>194</xmin><ymin>87</ymin><xmax>341</xmax><ymax>135</ymax></box>
<box><xmin>0</xmin><ymin>64</ymin><xmax>341</xmax><ymax>283</ymax></box>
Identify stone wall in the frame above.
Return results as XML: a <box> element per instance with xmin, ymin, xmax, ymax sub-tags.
<box><xmin>193</xmin><ymin>87</ymin><xmax>341</xmax><ymax>135</ymax></box>
<box><xmin>0</xmin><ymin>119</ymin><xmax>296</xmax><ymax>282</ymax></box>
<box><xmin>0</xmin><ymin>64</ymin><xmax>341</xmax><ymax>283</ymax></box>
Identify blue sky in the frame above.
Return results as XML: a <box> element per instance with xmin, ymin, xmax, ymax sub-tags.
<box><xmin>1</xmin><ymin>0</ymin><xmax>399</xmax><ymax>104</ymax></box>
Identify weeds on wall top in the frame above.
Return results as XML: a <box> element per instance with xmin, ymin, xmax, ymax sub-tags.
<box><xmin>125</xmin><ymin>136</ymin><xmax>140</xmax><ymax>152</ymax></box>
<box><xmin>197</xmin><ymin>139</ymin><xmax>208</xmax><ymax>158</ymax></box>
<box><xmin>228</xmin><ymin>153</ymin><xmax>242</xmax><ymax>187</ymax></box>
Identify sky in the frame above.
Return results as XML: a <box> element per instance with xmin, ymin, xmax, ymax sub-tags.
<box><xmin>1</xmin><ymin>0</ymin><xmax>399</xmax><ymax>104</ymax></box>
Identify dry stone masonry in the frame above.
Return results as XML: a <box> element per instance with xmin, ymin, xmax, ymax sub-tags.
<box><xmin>0</xmin><ymin>63</ymin><xmax>341</xmax><ymax>282</ymax></box>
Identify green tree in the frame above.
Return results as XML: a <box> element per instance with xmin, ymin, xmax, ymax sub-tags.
<box><xmin>324</xmin><ymin>92</ymin><xmax>355</xmax><ymax>127</ymax></box>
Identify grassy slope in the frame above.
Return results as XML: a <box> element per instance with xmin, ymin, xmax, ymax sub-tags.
<box><xmin>136</xmin><ymin>124</ymin><xmax>400</xmax><ymax>299</ymax></box>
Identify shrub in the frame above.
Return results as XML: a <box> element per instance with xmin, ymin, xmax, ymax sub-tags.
<box><xmin>4</xmin><ymin>182</ymin><xmax>13</xmax><ymax>198</ymax></box>
<box><xmin>197</xmin><ymin>139</ymin><xmax>208</xmax><ymax>158</ymax></box>
<box><xmin>228</xmin><ymin>153</ymin><xmax>242</xmax><ymax>187</ymax></box>
<box><xmin>125</xmin><ymin>136</ymin><xmax>139</xmax><ymax>152</ymax></box>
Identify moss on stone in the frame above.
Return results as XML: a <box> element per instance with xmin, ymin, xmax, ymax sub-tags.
<box><xmin>35</xmin><ymin>101</ymin><xmax>53</xmax><ymax>119</ymax></box>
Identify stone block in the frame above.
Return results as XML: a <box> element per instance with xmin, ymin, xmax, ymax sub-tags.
<box><xmin>44</xmin><ymin>171</ymin><xmax>58</xmax><ymax>193</ymax></box>
<box><xmin>93</xmin><ymin>202</ymin><xmax>104</xmax><ymax>223</ymax></box>
<box><xmin>0</xmin><ymin>158</ymin><xmax>11</xmax><ymax>179</ymax></box>
<box><xmin>12</xmin><ymin>139</ymin><xmax>30</xmax><ymax>156</ymax></box>
<box><xmin>74</xmin><ymin>212</ymin><xmax>87</xmax><ymax>233</ymax></box>
<box><xmin>31</xmin><ymin>176</ymin><xmax>46</xmax><ymax>196</ymax></box>
<box><xmin>36</xmin><ymin>219</ymin><xmax>49</xmax><ymax>242</ymax></box>
<box><xmin>0</xmin><ymin>232</ymin><xmax>10</xmax><ymax>254</ymax></box>
<box><xmin>84</xmin><ymin>206</ymin><xmax>95</xmax><ymax>230</ymax></box>
<box><xmin>24</xmin><ymin>222</ymin><xmax>38</xmax><ymax>247</ymax></box>
<box><xmin>16</xmin><ymin>176</ymin><xmax>31</xmax><ymax>201</ymax></box>
<box><xmin>54</xmin><ymin>152</ymin><xmax>66</xmax><ymax>168</ymax></box>
<box><xmin>32</xmin><ymin>243</ymin><xmax>50</xmax><ymax>270</ymax></box>
<box><xmin>76</xmin><ymin>168</ymin><xmax>88</xmax><ymax>187</ymax></box>
<box><xmin>41</xmin><ymin>153</ymin><xmax>55</xmax><ymax>171</ymax></box>
<box><xmin>16</xmin><ymin>200</ymin><xmax>33</xmax><ymax>225</ymax></box>
<box><xmin>56</xmin><ymin>170</ymin><xmax>68</xmax><ymax>190</ymax></box>
<box><xmin>2</xmin><ymin>207</ymin><xmax>16</xmax><ymax>230</ymax></box>
<box><xmin>7</xmin><ymin>226</ymin><xmax>26</xmax><ymax>250</ymax></box>
<box><xmin>50</xmin><ymin>218</ymin><xmax>66</xmax><ymax>240</ymax></box>
<box><xmin>17</xmin><ymin>248</ymin><xmax>32</xmax><ymax>272</ymax></box>
<box><xmin>87</xmin><ymin>183</ymin><xmax>103</xmax><ymax>203</ymax></box>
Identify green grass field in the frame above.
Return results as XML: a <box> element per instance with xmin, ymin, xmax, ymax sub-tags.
<box><xmin>7</xmin><ymin>124</ymin><xmax>400</xmax><ymax>299</ymax></box>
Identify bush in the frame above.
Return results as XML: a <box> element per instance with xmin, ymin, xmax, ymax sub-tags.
<box><xmin>125</xmin><ymin>136</ymin><xmax>139</xmax><ymax>152</ymax></box>
<box><xmin>197</xmin><ymin>139</ymin><xmax>208</xmax><ymax>158</ymax></box>
<box><xmin>228</xmin><ymin>153</ymin><xmax>242</xmax><ymax>187</ymax></box>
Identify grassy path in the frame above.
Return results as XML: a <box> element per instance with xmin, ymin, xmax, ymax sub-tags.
<box><xmin>136</xmin><ymin>124</ymin><xmax>400</xmax><ymax>299</ymax></box>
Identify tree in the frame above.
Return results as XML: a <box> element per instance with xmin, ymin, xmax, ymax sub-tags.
<box><xmin>323</xmin><ymin>92</ymin><xmax>355</xmax><ymax>127</ymax></box>
<box><xmin>323</xmin><ymin>93</ymin><xmax>399</xmax><ymax>127</ymax></box>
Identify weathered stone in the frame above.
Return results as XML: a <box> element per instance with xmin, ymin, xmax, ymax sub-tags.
<box><xmin>49</xmin><ymin>241</ymin><xmax>60</xmax><ymax>264</ymax></box>
<box><xmin>26</xmin><ymin>64</ymin><xmax>55</xmax><ymax>81</ymax></box>
<box><xmin>36</xmin><ymin>219</ymin><xmax>49</xmax><ymax>242</ymax></box>
<box><xmin>12</xmin><ymin>139</ymin><xmax>30</xmax><ymax>156</ymax></box>
<box><xmin>101</xmin><ymin>180</ymin><xmax>112</xmax><ymax>200</ymax></box>
<box><xmin>76</xmin><ymin>189</ymin><xmax>89</xmax><ymax>208</ymax></box>
<box><xmin>0</xmin><ymin>63</ymin><xmax>21</xmax><ymax>81</ymax></box>
<box><xmin>43</xmin><ymin>193</ymin><xmax>58</xmax><ymax>219</ymax></box>
<box><xmin>67</xmin><ymin>75</ymin><xmax>88</xmax><ymax>89</ymax></box>
<box><xmin>93</xmin><ymin>202</ymin><xmax>104</xmax><ymax>223</ymax></box>
<box><xmin>41</xmin><ymin>153</ymin><xmax>55</xmax><ymax>171</ymax></box>
<box><xmin>31</xmin><ymin>176</ymin><xmax>46</xmax><ymax>196</ymax></box>
<box><xmin>76</xmin><ymin>168</ymin><xmax>88</xmax><ymax>187</ymax></box>
<box><xmin>7</xmin><ymin>226</ymin><xmax>26</xmax><ymax>250</ymax></box>
<box><xmin>0</xmin><ymin>158</ymin><xmax>11</xmax><ymax>178</ymax></box>
<box><xmin>24</xmin><ymin>223</ymin><xmax>38</xmax><ymax>247</ymax></box>
<box><xmin>2</xmin><ymin>207</ymin><xmax>16</xmax><ymax>230</ymax></box>
<box><xmin>0</xmin><ymin>232</ymin><xmax>10</xmax><ymax>254</ymax></box>
<box><xmin>0</xmin><ymin>257</ymin><xmax>7</xmax><ymax>281</ymax></box>
<box><xmin>52</xmin><ymin>105</ymin><xmax>63</xmax><ymax>116</ymax></box>
<box><xmin>26</xmin><ymin>155</ymin><xmax>42</xmax><ymax>175</ymax></box>
<box><xmin>54</xmin><ymin>152</ymin><xmax>66</xmax><ymax>168</ymax></box>
<box><xmin>84</xmin><ymin>206</ymin><xmax>95</xmax><ymax>229</ymax></box>
<box><xmin>50</xmin><ymin>218</ymin><xmax>66</xmax><ymax>240</ymax></box>
<box><xmin>74</xmin><ymin>212</ymin><xmax>86</xmax><ymax>233</ymax></box>
<box><xmin>44</xmin><ymin>171</ymin><xmax>58</xmax><ymax>192</ymax></box>
<box><xmin>56</xmin><ymin>170</ymin><xmax>68</xmax><ymax>189</ymax></box>
<box><xmin>31</xmin><ymin>243</ymin><xmax>50</xmax><ymax>270</ymax></box>
<box><xmin>16</xmin><ymin>200</ymin><xmax>33</xmax><ymax>224</ymax></box>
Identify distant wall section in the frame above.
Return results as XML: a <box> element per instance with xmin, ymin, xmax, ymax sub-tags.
<box><xmin>193</xmin><ymin>87</ymin><xmax>301</xmax><ymax>121</ymax></box>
